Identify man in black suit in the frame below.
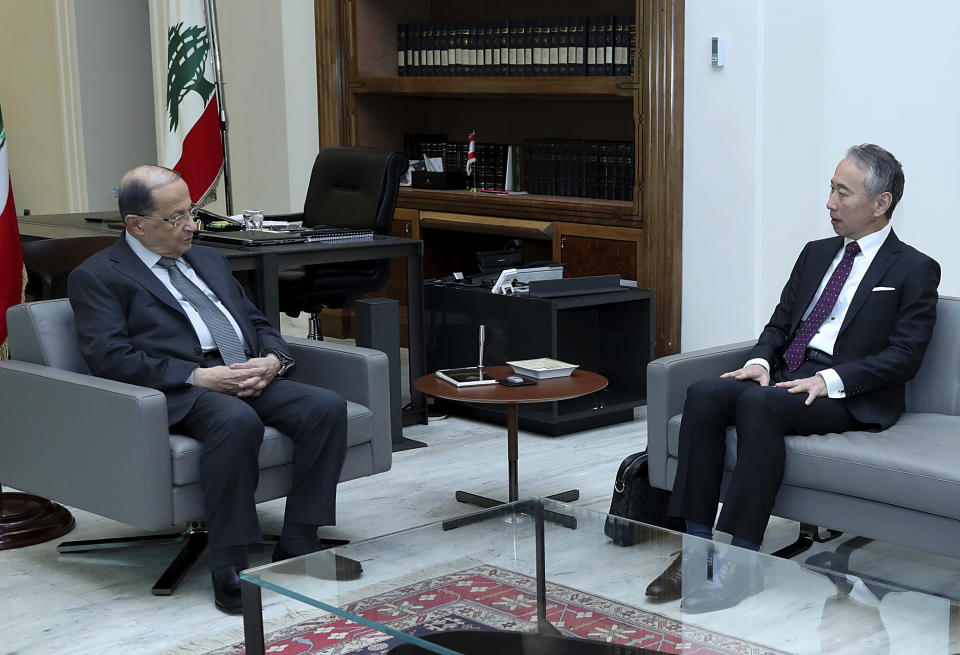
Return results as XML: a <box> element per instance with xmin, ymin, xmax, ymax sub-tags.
<box><xmin>645</xmin><ymin>144</ymin><xmax>940</xmax><ymax>612</ymax></box>
<box><xmin>68</xmin><ymin>165</ymin><xmax>349</xmax><ymax>613</ymax></box>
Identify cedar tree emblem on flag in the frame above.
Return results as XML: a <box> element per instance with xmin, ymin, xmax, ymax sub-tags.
<box><xmin>166</xmin><ymin>22</ymin><xmax>216</xmax><ymax>131</ymax></box>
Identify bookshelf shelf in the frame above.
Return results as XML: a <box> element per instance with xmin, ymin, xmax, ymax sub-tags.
<box><xmin>350</xmin><ymin>76</ymin><xmax>636</xmax><ymax>99</ymax></box>
<box><xmin>398</xmin><ymin>188</ymin><xmax>636</xmax><ymax>226</ymax></box>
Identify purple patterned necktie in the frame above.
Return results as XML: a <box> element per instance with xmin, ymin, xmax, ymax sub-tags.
<box><xmin>783</xmin><ymin>240</ymin><xmax>861</xmax><ymax>371</ymax></box>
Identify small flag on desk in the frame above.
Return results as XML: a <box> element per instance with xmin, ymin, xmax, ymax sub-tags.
<box><xmin>465</xmin><ymin>130</ymin><xmax>476</xmax><ymax>178</ymax></box>
<box><xmin>0</xmin><ymin>101</ymin><xmax>25</xmax><ymax>360</ymax></box>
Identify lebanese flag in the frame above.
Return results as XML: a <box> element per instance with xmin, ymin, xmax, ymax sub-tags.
<box><xmin>0</xmin><ymin>102</ymin><xmax>24</xmax><ymax>357</ymax></box>
<box><xmin>149</xmin><ymin>0</ymin><xmax>224</xmax><ymax>203</ymax></box>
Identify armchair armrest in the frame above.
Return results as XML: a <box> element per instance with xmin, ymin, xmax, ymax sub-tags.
<box><xmin>646</xmin><ymin>340</ymin><xmax>755</xmax><ymax>489</ymax></box>
<box><xmin>0</xmin><ymin>360</ymin><xmax>175</xmax><ymax>530</ymax></box>
<box><xmin>285</xmin><ymin>337</ymin><xmax>391</xmax><ymax>471</ymax></box>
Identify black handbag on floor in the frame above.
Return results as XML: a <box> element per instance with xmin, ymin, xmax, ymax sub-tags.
<box><xmin>604</xmin><ymin>450</ymin><xmax>685</xmax><ymax>545</ymax></box>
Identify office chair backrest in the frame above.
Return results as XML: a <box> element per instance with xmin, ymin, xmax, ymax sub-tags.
<box><xmin>905</xmin><ymin>295</ymin><xmax>960</xmax><ymax>416</ymax></box>
<box><xmin>302</xmin><ymin>146</ymin><xmax>406</xmax><ymax>232</ymax></box>
<box><xmin>7</xmin><ymin>299</ymin><xmax>91</xmax><ymax>375</ymax></box>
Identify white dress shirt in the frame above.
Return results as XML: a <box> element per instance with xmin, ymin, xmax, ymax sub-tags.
<box><xmin>124</xmin><ymin>232</ymin><xmax>248</xmax><ymax>355</ymax></box>
<box><xmin>747</xmin><ymin>223</ymin><xmax>891</xmax><ymax>398</ymax></box>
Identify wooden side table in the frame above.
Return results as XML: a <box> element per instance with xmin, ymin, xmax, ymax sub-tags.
<box><xmin>415</xmin><ymin>366</ymin><xmax>607</xmax><ymax>528</ymax></box>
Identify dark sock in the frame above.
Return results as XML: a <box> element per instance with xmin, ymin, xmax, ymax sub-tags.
<box><xmin>731</xmin><ymin>535</ymin><xmax>761</xmax><ymax>551</ymax></box>
<box><xmin>685</xmin><ymin>520</ymin><xmax>714</xmax><ymax>541</ymax></box>
<box><xmin>207</xmin><ymin>545</ymin><xmax>248</xmax><ymax>570</ymax></box>
<box><xmin>278</xmin><ymin>522</ymin><xmax>318</xmax><ymax>557</ymax></box>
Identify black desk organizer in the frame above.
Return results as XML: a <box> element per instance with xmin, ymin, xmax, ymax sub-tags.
<box><xmin>424</xmin><ymin>283</ymin><xmax>653</xmax><ymax>435</ymax></box>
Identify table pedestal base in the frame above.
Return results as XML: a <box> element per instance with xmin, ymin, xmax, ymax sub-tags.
<box><xmin>443</xmin><ymin>490</ymin><xmax>579</xmax><ymax>530</ymax></box>
<box><xmin>0</xmin><ymin>492</ymin><xmax>75</xmax><ymax>550</ymax></box>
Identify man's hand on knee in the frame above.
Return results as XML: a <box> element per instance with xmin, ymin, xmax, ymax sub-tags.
<box><xmin>720</xmin><ymin>363</ymin><xmax>770</xmax><ymax>386</ymax></box>
<box><xmin>775</xmin><ymin>375</ymin><xmax>828</xmax><ymax>405</ymax></box>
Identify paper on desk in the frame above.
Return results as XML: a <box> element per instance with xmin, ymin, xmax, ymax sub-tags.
<box><xmin>423</xmin><ymin>155</ymin><xmax>443</xmax><ymax>172</ymax></box>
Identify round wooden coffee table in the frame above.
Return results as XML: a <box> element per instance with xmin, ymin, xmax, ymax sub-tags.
<box><xmin>415</xmin><ymin>366</ymin><xmax>607</xmax><ymax>514</ymax></box>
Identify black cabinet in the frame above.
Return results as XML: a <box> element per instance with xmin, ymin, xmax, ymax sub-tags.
<box><xmin>424</xmin><ymin>284</ymin><xmax>653</xmax><ymax>435</ymax></box>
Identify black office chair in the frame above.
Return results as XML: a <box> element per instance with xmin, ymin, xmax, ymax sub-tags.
<box><xmin>276</xmin><ymin>146</ymin><xmax>407</xmax><ymax>339</ymax></box>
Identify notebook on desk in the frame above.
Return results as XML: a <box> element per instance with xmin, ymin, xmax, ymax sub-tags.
<box><xmin>195</xmin><ymin>227</ymin><xmax>374</xmax><ymax>246</ymax></box>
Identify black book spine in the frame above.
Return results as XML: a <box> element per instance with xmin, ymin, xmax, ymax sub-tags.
<box><xmin>563</xmin><ymin>18</ymin><xmax>575</xmax><ymax>76</ymax></box>
<box><xmin>614</xmin><ymin>16</ymin><xmax>629</xmax><ymax>76</ymax></box>
<box><xmin>397</xmin><ymin>23</ymin><xmax>406</xmax><ymax>76</ymax></box>
<box><xmin>485</xmin><ymin>21</ymin><xmax>496</xmax><ymax>76</ymax></box>
<box><xmin>532</xmin><ymin>21</ymin><xmax>543</xmax><ymax>76</ymax></box>
<box><xmin>419</xmin><ymin>22</ymin><xmax>429</xmax><ymax>76</ymax></box>
<box><xmin>508</xmin><ymin>19</ymin><xmax>519</xmax><ymax>76</ymax></box>
<box><xmin>629</xmin><ymin>15</ymin><xmax>637</xmax><ymax>77</ymax></box>
<box><xmin>475</xmin><ymin>20</ymin><xmax>485</xmax><ymax>76</ymax></box>
<box><xmin>586</xmin><ymin>141</ymin><xmax>598</xmax><ymax>198</ymax></box>
<box><xmin>423</xmin><ymin>25</ymin><xmax>434</xmax><ymax>76</ymax></box>
<box><xmin>548</xmin><ymin>19</ymin><xmax>560</xmax><ymax>76</ymax></box>
<box><xmin>561</xmin><ymin>18</ymin><xmax>570</xmax><ymax>76</ymax></box>
<box><xmin>499</xmin><ymin>19</ymin><xmax>509</xmax><ymax>76</ymax></box>
<box><xmin>433</xmin><ymin>24</ymin><xmax>443</xmax><ymax>76</ymax></box>
<box><xmin>446</xmin><ymin>22</ymin><xmax>456</xmax><ymax>76</ymax></box>
<box><xmin>574</xmin><ymin>18</ymin><xmax>586</xmax><ymax>76</ymax></box>
<box><xmin>524</xmin><ymin>19</ymin><xmax>534</xmax><ymax>76</ymax></box>
<box><xmin>586</xmin><ymin>17</ymin><xmax>598</xmax><ymax>76</ymax></box>
<box><xmin>604</xmin><ymin>16</ymin><xmax>614</xmax><ymax>76</ymax></box>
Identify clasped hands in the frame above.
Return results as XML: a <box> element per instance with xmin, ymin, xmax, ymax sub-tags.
<box><xmin>720</xmin><ymin>363</ymin><xmax>827</xmax><ymax>405</ymax></box>
<box><xmin>192</xmin><ymin>355</ymin><xmax>282</xmax><ymax>398</ymax></box>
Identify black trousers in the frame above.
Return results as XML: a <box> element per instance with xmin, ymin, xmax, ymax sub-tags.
<box><xmin>174</xmin><ymin>377</ymin><xmax>348</xmax><ymax>550</ymax></box>
<box><xmin>667</xmin><ymin>359</ymin><xmax>865</xmax><ymax>545</ymax></box>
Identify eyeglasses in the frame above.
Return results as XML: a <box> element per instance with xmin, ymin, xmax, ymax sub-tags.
<box><xmin>138</xmin><ymin>204</ymin><xmax>199</xmax><ymax>228</ymax></box>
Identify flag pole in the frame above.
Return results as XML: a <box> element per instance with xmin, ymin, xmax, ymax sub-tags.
<box><xmin>203</xmin><ymin>0</ymin><xmax>233</xmax><ymax>215</ymax></box>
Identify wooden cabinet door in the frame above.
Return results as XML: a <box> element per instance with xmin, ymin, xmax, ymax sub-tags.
<box><xmin>552</xmin><ymin>223</ymin><xmax>645</xmax><ymax>285</ymax></box>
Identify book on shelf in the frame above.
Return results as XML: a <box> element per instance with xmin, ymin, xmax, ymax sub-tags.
<box><xmin>434</xmin><ymin>366</ymin><xmax>499</xmax><ymax>387</ymax></box>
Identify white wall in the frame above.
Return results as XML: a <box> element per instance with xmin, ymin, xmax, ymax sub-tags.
<box><xmin>207</xmin><ymin>0</ymin><xmax>319</xmax><ymax>215</ymax></box>
<box><xmin>75</xmin><ymin>0</ymin><xmax>157</xmax><ymax>211</ymax></box>
<box><xmin>682</xmin><ymin>0</ymin><xmax>960</xmax><ymax>350</ymax></box>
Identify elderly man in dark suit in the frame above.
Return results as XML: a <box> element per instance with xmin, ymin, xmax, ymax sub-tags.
<box><xmin>645</xmin><ymin>144</ymin><xmax>940</xmax><ymax>612</ymax></box>
<box><xmin>68</xmin><ymin>165</ymin><xmax>349</xmax><ymax>613</ymax></box>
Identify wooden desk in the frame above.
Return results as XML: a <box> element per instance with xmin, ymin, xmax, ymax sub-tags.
<box><xmin>17</xmin><ymin>212</ymin><xmax>428</xmax><ymax>425</ymax></box>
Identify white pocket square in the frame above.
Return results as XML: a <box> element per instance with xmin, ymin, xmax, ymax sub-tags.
<box><xmin>872</xmin><ymin>286</ymin><xmax>896</xmax><ymax>291</ymax></box>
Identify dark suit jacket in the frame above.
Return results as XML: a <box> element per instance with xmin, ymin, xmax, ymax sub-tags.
<box><xmin>67</xmin><ymin>237</ymin><xmax>289</xmax><ymax>425</ymax></box>
<box><xmin>750</xmin><ymin>229</ymin><xmax>940</xmax><ymax>429</ymax></box>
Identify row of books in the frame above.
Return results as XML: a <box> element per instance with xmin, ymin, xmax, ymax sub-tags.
<box><xmin>405</xmin><ymin>135</ymin><xmax>633</xmax><ymax>200</ymax></box>
<box><xmin>407</xmin><ymin>137</ymin><xmax>516</xmax><ymax>192</ymax></box>
<box><xmin>523</xmin><ymin>139</ymin><xmax>634</xmax><ymax>201</ymax></box>
<box><xmin>397</xmin><ymin>16</ymin><xmax>635</xmax><ymax>78</ymax></box>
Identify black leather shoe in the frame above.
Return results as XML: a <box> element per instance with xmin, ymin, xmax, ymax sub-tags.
<box><xmin>680</xmin><ymin>558</ymin><xmax>763</xmax><ymax>614</ymax></box>
<box><xmin>211</xmin><ymin>565</ymin><xmax>243</xmax><ymax>614</ymax></box>
<box><xmin>645</xmin><ymin>547</ymin><xmax>711</xmax><ymax>602</ymax></box>
<box><xmin>645</xmin><ymin>552</ymin><xmax>685</xmax><ymax>601</ymax></box>
<box><xmin>273</xmin><ymin>544</ymin><xmax>363</xmax><ymax>581</ymax></box>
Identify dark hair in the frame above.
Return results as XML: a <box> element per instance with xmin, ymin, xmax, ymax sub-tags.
<box><xmin>118</xmin><ymin>166</ymin><xmax>182</xmax><ymax>218</ymax></box>
<box><xmin>845</xmin><ymin>144</ymin><xmax>904</xmax><ymax>219</ymax></box>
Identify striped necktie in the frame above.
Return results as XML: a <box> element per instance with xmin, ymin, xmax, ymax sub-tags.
<box><xmin>783</xmin><ymin>241</ymin><xmax>860</xmax><ymax>371</ymax></box>
<box><xmin>157</xmin><ymin>257</ymin><xmax>247</xmax><ymax>366</ymax></box>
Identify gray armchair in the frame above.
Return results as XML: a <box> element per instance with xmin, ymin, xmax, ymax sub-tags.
<box><xmin>0</xmin><ymin>299</ymin><xmax>391</xmax><ymax>593</ymax></box>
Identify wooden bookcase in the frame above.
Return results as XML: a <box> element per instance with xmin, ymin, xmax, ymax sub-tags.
<box><xmin>314</xmin><ymin>0</ymin><xmax>683</xmax><ymax>355</ymax></box>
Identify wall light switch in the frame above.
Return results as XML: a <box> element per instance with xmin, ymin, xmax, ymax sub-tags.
<box><xmin>711</xmin><ymin>36</ymin><xmax>726</xmax><ymax>68</ymax></box>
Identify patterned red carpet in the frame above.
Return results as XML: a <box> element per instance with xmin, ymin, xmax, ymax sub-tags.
<box><xmin>208</xmin><ymin>565</ymin><xmax>791</xmax><ymax>655</ymax></box>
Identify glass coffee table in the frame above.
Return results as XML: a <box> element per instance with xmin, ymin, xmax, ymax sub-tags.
<box><xmin>240</xmin><ymin>499</ymin><xmax>959</xmax><ymax>654</ymax></box>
